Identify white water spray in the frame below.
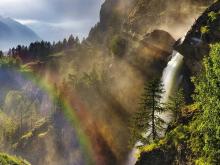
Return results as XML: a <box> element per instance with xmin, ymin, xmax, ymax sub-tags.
<box><xmin>160</xmin><ymin>51</ymin><xmax>184</xmax><ymax>123</ymax></box>
<box><xmin>126</xmin><ymin>50</ymin><xmax>184</xmax><ymax>165</ymax></box>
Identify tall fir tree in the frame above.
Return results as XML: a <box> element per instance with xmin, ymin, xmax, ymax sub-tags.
<box><xmin>166</xmin><ymin>88</ymin><xmax>185</xmax><ymax>122</ymax></box>
<box><xmin>130</xmin><ymin>78</ymin><xmax>165</xmax><ymax>145</ymax></box>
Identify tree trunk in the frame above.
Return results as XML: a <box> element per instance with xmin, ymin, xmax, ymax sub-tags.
<box><xmin>20</xmin><ymin>110</ymin><xmax>23</xmax><ymax>136</ymax></box>
<box><xmin>152</xmin><ymin>90</ymin><xmax>156</xmax><ymax>140</ymax></box>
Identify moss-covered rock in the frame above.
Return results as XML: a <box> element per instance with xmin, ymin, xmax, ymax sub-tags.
<box><xmin>176</xmin><ymin>1</ymin><xmax>220</xmax><ymax>75</ymax></box>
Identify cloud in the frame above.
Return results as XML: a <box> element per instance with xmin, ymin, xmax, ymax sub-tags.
<box><xmin>15</xmin><ymin>19</ymin><xmax>40</xmax><ymax>25</ymax></box>
<box><xmin>0</xmin><ymin>0</ymin><xmax>104</xmax><ymax>41</ymax></box>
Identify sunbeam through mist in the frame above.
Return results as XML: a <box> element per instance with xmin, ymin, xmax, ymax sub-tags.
<box><xmin>0</xmin><ymin>0</ymin><xmax>218</xmax><ymax>165</ymax></box>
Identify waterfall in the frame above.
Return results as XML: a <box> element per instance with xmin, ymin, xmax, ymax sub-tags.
<box><xmin>159</xmin><ymin>50</ymin><xmax>184</xmax><ymax>123</ymax></box>
<box><xmin>126</xmin><ymin>50</ymin><xmax>184</xmax><ymax>165</ymax></box>
<box><xmin>161</xmin><ymin>50</ymin><xmax>184</xmax><ymax>104</ymax></box>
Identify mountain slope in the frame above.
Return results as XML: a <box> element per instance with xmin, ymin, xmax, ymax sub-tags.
<box><xmin>124</xmin><ymin>0</ymin><xmax>214</xmax><ymax>36</ymax></box>
<box><xmin>88</xmin><ymin>0</ymin><xmax>215</xmax><ymax>46</ymax></box>
<box><xmin>0</xmin><ymin>17</ymin><xmax>40</xmax><ymax>51</ymax></box>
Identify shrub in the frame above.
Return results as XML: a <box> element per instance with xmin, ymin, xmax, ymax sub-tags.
<box><xmin>110</xmin><ymin>35</ymin><xmax>127</xmax><ymax>57</ymax></box>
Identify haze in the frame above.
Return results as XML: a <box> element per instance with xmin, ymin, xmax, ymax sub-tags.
<box><xmin>0</xmin><ymin>0</ymin><xmax>104</xmax><ymax>41</ymax></box>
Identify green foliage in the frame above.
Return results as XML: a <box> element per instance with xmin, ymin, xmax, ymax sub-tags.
<box><xmin>81</xmin><ymin>69</ymin><xmax>100</xmax><ymax>88</ymax></box>
<box><xmin>139</xmin><ymin>139</ymin><xmax>166</xmax><ymax>153</ymax></box>
<box><xmin>136</xmin><ymin>46</ymin><xmax>220</xmax><ymax>163</ymax></box>
<box><xmin>110</xmin><ymin>35</ymin><xmax>127</xmax><ymax>57</ymax></box>
<box><xmin>4</xmin><ymin>90</ymin><xmax>40</xmax><ymax>137</ymax></box>
<box><xmin>200</xmin><ymin>26</ymin><xmax>210</xmax><ymax>34</ymax></box>
<box><xmin>0</xmin><ymin>153</ymin><xmax>30</xmax><ymax>165</ymax></box>
<box><xmin>0</xmin><ymin>111</ymin><xmax>17</xmax><ymax>146</ymax></box>
<box><xmin>130</xmin><ymin>78</ymin><xmax>165</xmax><ymax>145</ymax></box>
<box><xmin>13</xmin><ymin>118</ymin><xmax>49</xmax><ymax>151</ymax></box>
<box><xmin>4</xmin><ymin>91</ymin><xmax>38</xmax><ymax>118</ymax></box>
<box><xmin>138</xmin><ymin>125</ymin><xmax>189</xmax><ymax>155</ymax></box>
<box><xmin>208</xmin><ymin>11</ymin><xmax>218</xmax><ymax>22</ymax></box>
<box><xmin>21</xmin><ymin>132</ymin><xmax>33</xmax><ymax>141</ymax></box>
<box><xmin>0</xmin><ymin>51</ymin><xmax>3</xmax><ymax>58</ymax></box>
<box><xmin>8</xmin><ymin>34</ymin><xmax>80</xmax><ymax>63</ymax></box>
<box><xmin>195</xmin><ymin>157</ymin><xmax>211</xmax><ymax>165</ymax></box>
<box><xmin>166</xmin><ymin>88</ymin><xmax>185</xmax><ymax>122</ymax></box>
<box><xmin>0</xmin><ymin>55</ymin><xmax>33</xmax><ymax>73</ymax></box>
<box><xmin>191</xmin><ymin>43</ymin><xmax>220</xmax><ymax>164</ymax></box>
<box><xmin>0</xmin><ymin>57</ymin><xmax>20</xmax><ymax>69</ymax></box>
<box><xmin>165</xmin><ymin>125</ymin><xmax>189</xmax><ymax>147</ymax></box>
<box><xmin>69</xmin><ymin>67</ymin><xmax>109</xmax><ymax>90</ymax></box>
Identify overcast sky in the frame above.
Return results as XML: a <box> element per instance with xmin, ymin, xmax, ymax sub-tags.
<box><xmin>0</xmin><ymin>0</ymin><xmax>104</xmax><ymax>41</ymax></box>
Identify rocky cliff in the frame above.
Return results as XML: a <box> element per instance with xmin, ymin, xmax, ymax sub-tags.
<box><xmin>176</xmin><ymin>0</ymin><xmax>220</xmax><ymax>75</ymax></box>
<box><xmin>124</xmin><ymin>0</ymin><xmax>214</xmax><ymax>36</ymax></box>
<box><xmin>136</xmin><ymin>1</ymin><xmax>220</xmax><ymax>164</ymax></box>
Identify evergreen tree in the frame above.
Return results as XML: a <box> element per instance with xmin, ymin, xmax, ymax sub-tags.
<box><xmin>166</xmin><ymin>88</ymin><xmax>185</xmax><ymax>122</ymax></box>
<box><xmin>75</xmin><ymin>36</ymin><xmax>80</xmax><ymax>45</ymax></box>
<box><xmin>63</xmin><ymin>38</ymin><xmax>68</xmax><ymax>49</ymax></box>
<box><xmin>68</xmin><ymin>34</ymin><xmax>75</xmax><ymax>47</ymax></box>
<box><xmin>0</xmin><ymin>51</ymin><xmax>3</xmax><ymax>58</ymax></box>
<box><xmin>130</xmin><ymin>78</ymin><xmax>165</xmax><ymax>145</ymax></box>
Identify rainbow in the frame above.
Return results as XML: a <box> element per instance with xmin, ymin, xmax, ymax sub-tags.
<box><xmin>13</xmin><ymin>66</ymin><xmax>96</xmax><ymax>165</ymax></box>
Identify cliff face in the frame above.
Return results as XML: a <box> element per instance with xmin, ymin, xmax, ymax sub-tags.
<box><xmin>174</xmin><ymin>0</ymin><xmax>220</xmax><ymax>100</ymax></box>
<box><xmin>87</xmin><ymin>0</ymin><xmax>126</xmax><ymax>44</ymax></box>
<box><xmin>125</xmin><ymin>0</ymin><xmax>214</xmax><ymax>35</ymax></box>
<box><xmin>88</xmin><ymin>0</ymin><xmax>214</xmax><ymax>44</ymax></box>
<box><xmin>176</xmin><ymin>1</ymin><xmax>220</xmax><ymax>75</ymax></box>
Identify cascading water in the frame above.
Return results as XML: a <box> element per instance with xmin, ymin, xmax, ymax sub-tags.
<box><xmin>160</xmin><ymin>50</ymin><xmax>184</xmax><ymax>123</ymax></box>
<box><xmin>126</xmin><ymin>50</ymin><xmax>184</xmax><ymax>165</ymax></box>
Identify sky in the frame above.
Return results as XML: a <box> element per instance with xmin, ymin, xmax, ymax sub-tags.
<box><xmin>0</xmin><ymin>0</ymin><xmax>104</xmax><ymax>41</ymax></box>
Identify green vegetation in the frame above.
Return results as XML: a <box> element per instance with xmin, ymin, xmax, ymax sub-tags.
<box><xmin>0</xmin><ymin>111</ymin><xmax>17</xmax><ymax>147</ymax></box>
<box><xmin>0</xmin><ymin>57</ymin><xmax>20</xmax><ymax>69</ymax></box>
<box><xmin>208</xmin><ymin>11</ymin><xmax>219</xmax><ymax>22</ymax></box>
<box><xmin>4</xmin><ymin>91</ymin><xmax>40</xmax><ymax>136</ymax></box>
<box><xmin>200</xmin><ymin>26</ymin><xmax>210</xmax><ymax>35</ymax></box>
<box><xmin>0</xmin><ymin>51</ymin><xmax>3</xmax><ymax>58</ymax></box>
<box><xmin>166</xmin><ymin>88</ymin><xmax>185</xmax><ymax>122</ymax></box>
<box><xmin>110</xmin><ymin>35</ymin><xmax>127</xmax><ymax>57</ymax></box>
<box><xmin>0</xmin><ymin>153</ymin><xmax>30</xmax><ymax>165</ymax></box>
<box><xmin>190</xmin><ymin>43</ymin><xmax>220</xmax><ymax>164</ymax></box>
<box><xmin>136</xmin><ymin>43</ymin><xmax>220</xmax><ymax>165</ymax></box>
<box><xmin>130</xmin><ymin>78</ymin><xmax>165</xmax><ymax>145</ymax></box>
<box><xmin>8</xmin><ymin>35</ymin><xmax>80</xmax><ymax>63</ymax></box>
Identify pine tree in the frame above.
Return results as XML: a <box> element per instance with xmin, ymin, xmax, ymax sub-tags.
<box><xmin>166</xmin><ymin>88</ymin><xmax>185</xmax><ymax>122</ymax></box>
<box><xmin>68</xmin><ymin>34</ymin><xmax>75</xmax><ymax>48</ymax></box>
<box><xmin>0</xmin><ymin>51</ymin><xmax>3</xmax><ymax>58</ymax></box>
<box><xmin>130</xmin><ymin>78</ymin><xmax>165</xmax><ymax>145</ymax></box>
